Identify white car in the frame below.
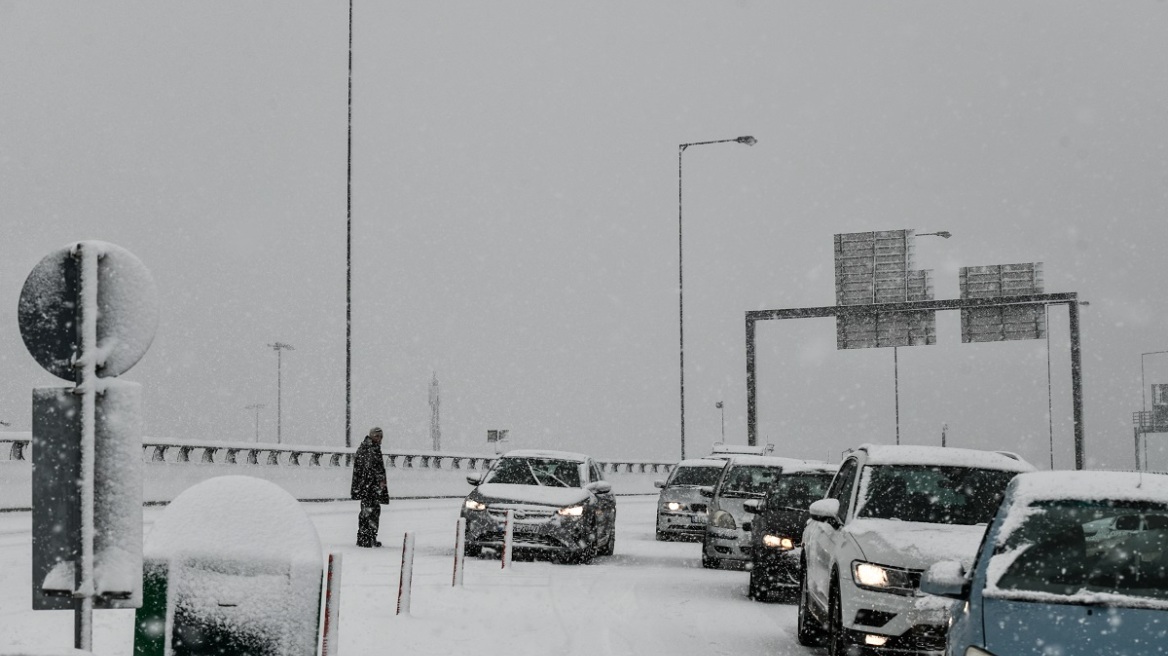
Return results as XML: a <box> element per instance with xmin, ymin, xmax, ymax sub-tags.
<box><xmin>797</xmin><ymin>444</ymin><xmax>1034</xmax><ymax>655</ymax></box>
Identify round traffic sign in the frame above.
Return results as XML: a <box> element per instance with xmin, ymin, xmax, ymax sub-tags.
<box><xmin>18</xmin><ymin>241</ymin><xmax>159</xmax><ymax>380</ymax></box>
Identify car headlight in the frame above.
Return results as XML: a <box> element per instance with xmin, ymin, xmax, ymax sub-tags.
<box><xmin>558</xmin><ymin>505</ymin><xmax>585</xmax><ymax>517</ymax></box>
<box><xmin>711</xmin><ymin>511</ymin><xmax>736</xmax><ymax>530</ymax></box>
<box><xmin>464</xmin><ymin>499</ymin><xmax>487</xmax><ymax>511</ymax></box>
<box><xmin>664</xmin><ymin>501</ymin><xmax>683</xmax><ymax>511</ymax></box>
<box><xmin>762</xmin><ymin>534</ymin><xmax>795</xmax><ymax>550</ymax></box>
<box><xmin>851</xmin><ymin>561</ymin><xmax>917</xmax><ymax>595</ymax></box>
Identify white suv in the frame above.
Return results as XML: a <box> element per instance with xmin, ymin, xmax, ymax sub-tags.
<box><xmin>797</xmin><ymin>444</ymin><xmax>1034</xmax><ymax>655</ymax></box>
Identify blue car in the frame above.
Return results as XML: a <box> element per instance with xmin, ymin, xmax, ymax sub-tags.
<box><xmin>922</xmin><ymin>470</ymin><xmax>1168</xmax><ymax>656</ymax></box>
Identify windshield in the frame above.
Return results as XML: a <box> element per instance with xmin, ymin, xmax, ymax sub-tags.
<box><xmin>484</xmin><ymin>457</ymin><xmax>582</xmax><ymax>488</ymax></box>
<box><xmin>991</xmin><ymin>500</ymin><xmax>1168</xmax><ymax>603</ymax></box>
<box><xmin>765</xmin><ymin>473</ymin><xmax>833</xmax><ymax>510</ymax></box>
<box><xmin>668</xmin><ymin>465</ymin><xmax>724</xmax><ymax>487</ymax></box>
<box><xmin>856</xmin><ymin>465</ymin><xmax>1018</xmax><ymax>525</ymax></box>
<box><xmin>720</xmin><ymin>465</ymin><xmax>782</xmax><ymax>498</ymax></box>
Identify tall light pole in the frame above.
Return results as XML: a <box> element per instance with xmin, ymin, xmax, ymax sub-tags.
<box><xmin>268</xmin><ymin>342</ymin><xmax>295</xmax><ymax>444</ymax></box>
<box><xmin>716</xmin><ymin>401</ymin><xmax>725</xmax><ymax>443</ymax></box>
<box><xmin>678</xmin><ymin>135</ymin><xmax>756</xmax><ymax>460</ymax></box>
<box><xmin>244</xmin><ymin>403</ymin><xmax>265</xmax><ymax>442</ymax></box>
<box><xmin>893</xmin><ymin>230</ymin><xmax>952</xmax><ymax>444</ymax></box>
<box><xmin>345</xmin><ymin>0</ymin><xmax>354</xmax><ymax>449</ymax></box>
<box><xmin>1140</xmin><ymin>350</ymin><xmax>1168</xmax><ymax>470</ymax></box>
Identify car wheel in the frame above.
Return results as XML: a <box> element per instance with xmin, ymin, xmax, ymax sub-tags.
<box><xmin>599</xmin><ymin>524</ymin><xmax>615</xmax><ymax>556</ymax></box>
<box><xmin>796</xmin><ymin>567</ymin><xmax>827</xmax><ymax>647</ymax></box>
<box><xmin>748</xmin><ymin>564</ymin><xmax>769</xmax><ymax>601</ymax></box>
<box><xmin>827</xmin><ymin>578</ymin><xmax>847</xmax><ymax>656</ymax></box>
<box><xmin>655</xmin><ymin>528</ymin><xmax>668</xmax><ymax>541</ymax></box>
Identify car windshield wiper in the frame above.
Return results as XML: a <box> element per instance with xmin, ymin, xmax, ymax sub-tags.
<box><xmin>524</xmin><ymin>460</ymin><xmax>545</xmax><ymax>486</ymax></box>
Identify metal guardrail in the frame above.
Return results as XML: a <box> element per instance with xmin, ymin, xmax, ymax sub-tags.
<box><xmin>0</xmin><ymin>435</ymin><xmax>675</xmax><ymax>476</ymax></box>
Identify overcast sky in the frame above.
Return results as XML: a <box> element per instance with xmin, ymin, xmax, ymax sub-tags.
<box><xmin>2</xmin><ymin>2</ymin><xmax>1167</xmax><ymax>469</ymax></box>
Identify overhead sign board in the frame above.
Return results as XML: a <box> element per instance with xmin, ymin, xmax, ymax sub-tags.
<box><xmin>959</xmin><ymin>263</ymin><xmax>1046</xmax><ymax>342</ymax></box>
<box><xmin>834</xmin><ymin>230</ymin><xmax>936</xmax><ymax>349</ymax></box>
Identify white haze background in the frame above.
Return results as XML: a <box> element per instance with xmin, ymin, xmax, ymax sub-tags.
<box><xmin>1</xmin><ymin>2</ymin><xmax>1167</xmax><ymax>469</ymax></box>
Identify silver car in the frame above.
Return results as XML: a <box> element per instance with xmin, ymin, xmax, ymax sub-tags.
<box><xmin>654</xmin><ymin>458</ymin><xmax>727</xmax><ymax>541</ymax></box>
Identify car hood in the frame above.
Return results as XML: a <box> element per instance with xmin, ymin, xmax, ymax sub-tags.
<box><xmin>657</xmin><ymin>486</ymin><xmax>707</xmax><ymax>504</ymax></box>
<box><xmin>474</xmin><ymin>483</ymin><xmax>591</xmax><ymax>508</ymax></box>
<box><xmin>845</xmin><ymin>518</ymin><xmax>988</xmax><ymax>570</ymax></box>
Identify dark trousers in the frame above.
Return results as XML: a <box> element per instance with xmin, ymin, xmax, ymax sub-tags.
<box><xmin>357</xmin><ymin>500</ymin><xmax>381</xmax><ymax>546</ymax></box>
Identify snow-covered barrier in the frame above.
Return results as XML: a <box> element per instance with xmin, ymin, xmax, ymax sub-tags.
<box><xmin>0</xmin><ymin>434</ymin><xmax>673</xmax><ymax>511</ymax></box>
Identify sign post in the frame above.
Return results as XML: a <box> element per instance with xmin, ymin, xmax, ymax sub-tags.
<box><xmin>19</xmin><ymin>241</ymin><xmax>158</xmax><ymax>650</ymax></box>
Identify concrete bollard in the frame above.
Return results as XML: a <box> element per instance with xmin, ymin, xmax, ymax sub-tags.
<box><xmin>502</xmin><ymin>509</ymin><xmax>514</xmax><ymax>570</ymax></box>
<box><xmin>397</xmin><ymin>532</ymin><xmax>415</xmax><ymax>616</ymax></box>
<box><xmin>452</xmin><ymin>517</ymin><xmax>466</xmax><ymax>587</ymax></box>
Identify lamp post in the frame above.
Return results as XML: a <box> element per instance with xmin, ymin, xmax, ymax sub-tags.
<box><xmin>1140</xmin><ymin>350</ymin><xmax>1168</xmax><ymax>470</ymax></box>
<box><xmin>716</xmin><ymin>401</ymin><xmax>725</xmax><ymax>443</ymax></box>
<box><xmin>244</xmin><ymin>403</ymin><xmax>265</xmax><ymax>442</ymax></box>
<box><xmin>678</xmin><ymin>135</ymin><xmax>756</xmax><ymax>460</ymax></box>
<box><xmin>893</xmin><ymin>230</ymin><xmax>952</xmax><ymax>444</ymax></box>
<box><xmin>345</xmin><ymin>0</ymin><xmax>354</xmax><ymax>449</ymax></box>
<box><xmin>268</xmin><ymin>342</ymin><xmax>295</xmax><ymax>444</ymax></box>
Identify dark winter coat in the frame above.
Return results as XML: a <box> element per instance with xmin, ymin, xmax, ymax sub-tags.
<box><xmin>350</xmin><ymin>436</ymin><xmax>389</xmax><ymax>504</ymax></box>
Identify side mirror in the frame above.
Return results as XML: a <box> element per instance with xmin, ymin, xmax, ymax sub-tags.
<box><xmin>698</xmin><ymin>486</ymin><xmax>714</xmax><ymax>499</ymax></box>
<box><xmin>587</xmin><ymin>481</ymin><xmax>613</xmax><ymax>495</ymax></box>
<box><xmin>654</xmin><ymin>479</ymin><xmax>666</xmax><ymax>489</ymax></box>
<box><xmin>808</xmin><ymin>499</ymin><xmax>841</xmax><ymax>527</ymax></box>
<box><xmin>466</xmin><ymin>473</ymin><xmax>483</xmax><ymax>486</ymax></box>
<box><xmin>920</xmin><ymin>560</ymin><xmax>969</xmax><ymax>600</ymax></box>
<box><xmin>743</xmin><ymin>500</ymin><xmax>764</xmax><ymax>514</ymax></box>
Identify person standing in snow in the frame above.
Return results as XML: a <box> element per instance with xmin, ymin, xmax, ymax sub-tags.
<box><xmin>351</xmin><ymin>426</ymin><xmax>389</xmax><ymax>547</ymax></box>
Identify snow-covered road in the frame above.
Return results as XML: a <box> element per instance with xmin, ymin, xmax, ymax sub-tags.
<box><xmin>0</xmin><ymin>496</ymin><xmax>817</xmax><ymax>655</ymax></box>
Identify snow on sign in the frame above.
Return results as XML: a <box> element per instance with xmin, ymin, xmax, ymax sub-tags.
<box><xmin>833</xmin><ymin>230</ymin><xmax>936</xmax><ymax>349</ymax></box>
<box><xmin>959</xmin><ymin>263</ymin><xmax>1046</xmax><ymax>342</ymax></box>
<box><xmin>19</xmin><ymin>242</ymin><xmax>157</xmax><ymax>651</ymax></box>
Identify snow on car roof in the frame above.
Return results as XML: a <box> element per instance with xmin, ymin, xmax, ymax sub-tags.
<box><xmin>673</xmin><ymin>458</ymin><xmax>730</xmax><ymax>469</ymax></box>
<box><xmin>1008</xmin><ymin>470</ymin><xmax>1168</xmax><ymax>505</ymax></box>
<box><xmin>500</xmin><ymin>449</ymin><xmax>590</xmax><ymax>462</ymax></box>
<box><xmin>724</xmin><ymin>455</ymin><xmax>828</xmax><ymax>468</ymax></box>
<box><xmin>856</xmin><ymin>443</ymin><xmax>1035</xmax><ymax>472</ymax></box>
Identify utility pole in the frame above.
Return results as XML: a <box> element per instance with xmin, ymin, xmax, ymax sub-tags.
<box><xmin>267</xmin><ymin>342</ymin><xmax>294</xmax><ymax>444</ymax></box>
<box><xmin>429</xmin><ymin>372</ymin><xmax>441</xmax><ymax>451</ymax></box>
<box><xmin>244</xmin><ymin>403</ymin><xmax>265</xmax><ymax>442</ymax></box>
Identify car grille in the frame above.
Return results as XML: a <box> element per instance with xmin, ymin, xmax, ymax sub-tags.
<box><xmin>486</xmin><ymin>507</ymin><xmax>556</xmax><ymax>521</ymax></box>
<box><xmin>690</xmin><ymin>503</ymin><xmax>707</xmax><ymax>513</ymax></box>
<box><xmin>477</xmin><ymin>530</ymin><xmax>565</xmax><ymax>550</ymax></box>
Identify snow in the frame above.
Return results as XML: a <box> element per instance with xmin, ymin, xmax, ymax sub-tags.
<box><xmin>495</xmin><ymin>449</ymin><xmax>591</xmax><ymax>462</ymax></box>
<box><xmin>847</xmin><ymin>518</ymin><xmax>988</xmax><ymax>570</ymax></box>
<box><xmin>474</xmin><ymin>483</ymin><xmax>591</xmax><ymax>507</ymax></box>
<box><xmin>855</xmin><ymin>443</ymin><xmax>1036</xmax><ymax>471</ymax></box>
<box><xmin>0</xmin><ymin>497</ymin><xmax>821</xmax><ymax>655</ymax></box>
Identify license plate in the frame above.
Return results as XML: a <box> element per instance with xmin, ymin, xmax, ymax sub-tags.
<box><xmin>690</xmin><ymin>515</ymin><xmax>707</xmax><ymax>524</ymax></box>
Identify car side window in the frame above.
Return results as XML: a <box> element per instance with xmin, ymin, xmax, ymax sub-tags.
<box><xmin>589</xmin><ymin>462</ymin><xmax>605</xmax><ymax>483</ymax></box>
<box><xmin>827</xmin><ymin>458</ymin><xmax>859</xmax><ymax>521</ymax></box>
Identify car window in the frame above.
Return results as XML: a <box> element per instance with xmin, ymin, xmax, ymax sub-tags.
<box><xmin>484</xmin><ymin>457</ymin><xmax>583</xmax><ymax>488</ymax></box>
<box><xmin>990</xmin><ymin>500</ymin><xmax>1168</xmax><ymax>603</ymax></box>
<box><xmin>589</xmin><ymin>462</ymin><xmax>605</xmax><ymax>483</ymax></box>
<box><xmin>719</xmin><ymin>465</ymin><xmax>782</xmax><ymax>497</ymax></box>
<box><xmin>766</xmin><ymin>473</ymin><xmax>833</xmax><ymax>510</ymax></box>
<box><xmin>827</xmin><ymin>458</ymin><xmax>859</xmax><ymax>519</ymax></box>
<box><xmin>667</xmin><ymin>465</ymin><xmax>724</xmax><ymax>487</ymax></box>
<box><xmin>855</xmin><ymin>465</ymin><xmax>1017</xmax><ymax>525</ymax></box>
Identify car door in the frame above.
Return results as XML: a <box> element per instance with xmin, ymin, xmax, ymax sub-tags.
<box><xmin>805</xmin><ymin>457</ymin><xmax>859</xmax><ymax>608</ymax></box>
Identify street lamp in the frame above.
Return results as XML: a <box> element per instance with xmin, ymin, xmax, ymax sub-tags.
<box><xmin>345</xmin><ymin>0</ymin><xmax>354</xmax><ymax>450</ymax></box>
<box><xmin>268</xmin><ymin>342</ymin><xmax>295</xmax><ymax>444</ymax></box>
<box><xmin>893</xmin><ymin>230</ymin><xmax>952</xmax><ymax>444</ymax></box>
<box><xmin>1140</xmin><ymin>350</ymin><xmax>1168</xmax><ymax>470</ymax></box>
<box><xmin>678</xmin><ymin>135</ymin><xmax>756</xmax><ymax>460</ymax></box>
<box><xmin>244</xmin><ymin>403</ymin><xmax>265</xmax><ymax>442</ymax></box>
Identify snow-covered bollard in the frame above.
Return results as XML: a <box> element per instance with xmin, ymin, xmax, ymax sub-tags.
<box><xmin>501</xmin><ymin>509</ymin><xmax>515</xmax><ymax>570</ymax></box>
<box><xmin>321</xmin><ymin>552</ymin><xmax>342</xmax><ymax>656</ymax></box>
<box><xmin>397</xmin><ymin>532</ymin><xmax>416</xmax><ymax>616</ymax></box>
<box><xmin>452</xmin><ymin>518</ymin><xmax>466</xmax><ymax>587</ymax></box>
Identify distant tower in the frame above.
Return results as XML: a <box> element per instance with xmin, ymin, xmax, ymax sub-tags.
<box><xmin>429</xmin><ymin>371</ymin><xmax>441</xmax><ymax>451</ymax></box>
